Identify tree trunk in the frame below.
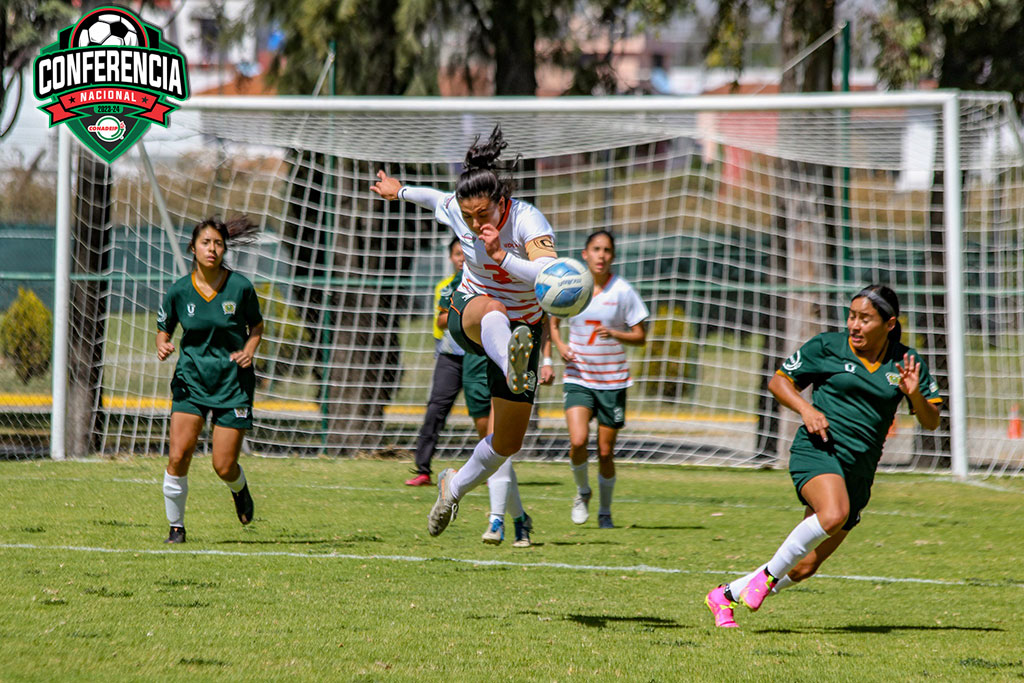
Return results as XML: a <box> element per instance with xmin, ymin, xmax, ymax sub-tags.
<box><xmin>66</xmin><ymin>150</ymin><xmax>110</xmax><ymax>457</ymax></box>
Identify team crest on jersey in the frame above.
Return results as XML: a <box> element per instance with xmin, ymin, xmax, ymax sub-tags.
<box><xmin>233</xmin><ymin>408</ymin><xmax>248</xmax><ymax>418</ymax></box>
<box><xmin>844</xmin><ymin>362</ymin><xmax>857</xmax><ymax>373</ymax></box>
<box><xmin>186</xmin><ymin>303</ymin><xmax>195</xmax><ymax>317</ymax></box>
<box><xmin>885</xmin><ymin>371</ymin><xmax>901</xmax><ymax>386</ymax></box>
<box><xmin>782</xmin><ymin>350</ymin><xmax>802</xmax><ymax>372</ymax></box>
<box><xmin>222</xmin><ymin>301</ymin><xmax>236</xmax><ymax>315</ymax></box>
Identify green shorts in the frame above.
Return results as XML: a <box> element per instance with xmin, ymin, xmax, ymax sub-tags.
<box><xmin>788</xmin><ymin>433</ymin><xmax>872</xmax><ymax>531</ymax></box>
<box><xmin>563</xmin><ymin>383</ymin><xmax>626</xmax><ymax>429</ymax></box>
<box><xmin>448</xmin><ymin>290</ymin><xmax>543</xmax><ymax>404</ymax></box>
<box><xmin>462</xmin><ymin>352</ymin><xmax>491</xmax><ymax>419</ymax></box>
<box><xmin>171</xmin><ymin>377</ymin><xmax>253</xmax><ymax>430</ymax></box>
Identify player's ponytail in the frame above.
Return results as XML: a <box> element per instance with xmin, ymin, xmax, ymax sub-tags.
<box><xmin>189</xmin><ymin>215</ymin><xmax>260</xmax><ymax>253</ymax></box>
<box><xmin>456</xmin><ymin>124</ymin><xmax>517</xmax><ymax>204</ymax></box>
<box><xmin>853</xmin><ymin>284</ymin><xmax>901</xmax><ymax>344</ymax></box>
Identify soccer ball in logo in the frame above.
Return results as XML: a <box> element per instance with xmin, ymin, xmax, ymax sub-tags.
<box><xmin>77</xmin><ymin>14</ymin><xmax>140</xmax><ymax>47</ymax></box>
<box><xmin>534</xmin><ymin>258</ymin><xmax>594</xmax><ymax>317</ymax></box>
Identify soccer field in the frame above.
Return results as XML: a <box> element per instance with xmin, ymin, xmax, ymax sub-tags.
<box><xmin>1</xmin><ymin>458</ymin><xmax>1022</xmax><ymax>681</ymax></box>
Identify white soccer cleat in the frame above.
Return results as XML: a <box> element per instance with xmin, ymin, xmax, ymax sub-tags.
<box><xmin>482</xmin><ymin>517</ymin><xmax>504</xmax><ymax>545</ymax></box>
<box><xmin>571</xmin><ymin>490</ymin><xmax>591</xmax><ymax>525</ymax></box>
<box><xmin>506</xmin><ymin>325</ymin><xmax>534</xmax><ymax>394</ymax></box>
<box><xmin>427</xmin><ymin>468</ymin><xmax>459</xmax><ymax>537</ymax></box>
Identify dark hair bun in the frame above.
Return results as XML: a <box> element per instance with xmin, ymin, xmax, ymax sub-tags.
<box><xmin>464</xmin><ymin>124</ymin><xmax>507</xmax><ymax>170</ymax></box>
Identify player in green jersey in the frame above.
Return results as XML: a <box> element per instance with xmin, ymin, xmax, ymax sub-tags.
<box><xmin>156</xmin><ymin>216</ymin><xmax>264</xmax><ymax>544</ymax></box>
<box><xmin>705</xmin><ymin>285</ymin><xmax>942</xmax><ymax>627</ymax></box>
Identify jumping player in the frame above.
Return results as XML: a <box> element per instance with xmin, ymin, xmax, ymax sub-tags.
<box><xmin>371</xmin><ymin>125</ymin><xmax>557</xmax><ymax>538</ymax></box>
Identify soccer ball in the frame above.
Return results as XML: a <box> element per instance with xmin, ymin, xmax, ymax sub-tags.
<box><xmin>534</xmin><ymin>258</ymin><xmax>594</xmax><ymax>317</ymax></box>
<box><xmin>77</xmin><ymin>14</ymin><xmax>140</xmax><ymax>47</ymax></box>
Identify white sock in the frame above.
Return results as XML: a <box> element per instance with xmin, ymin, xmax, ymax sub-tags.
<box><xmin>488</xmin><ymin>457</ymin><xmax>513</xmax><ymax>518</ymax></box>
<box><xmin>480</xmin><ymin>311</ymin><xmax>511</xmax><ymax>370</ymax></box>
<box><xmin>765</xmin><ymin>514</ymin><xmax>829</xmax><ymax>580</ymax></box>
<box><xmin>506</xmin><ymin>465</ymin><xmax>524</xmax><ymax>519</ymax></box>
<box><xmin>450</xmin><ymin>434</ymin><xmax>507</xmax><ymax>500</ymax></box>
<box><xmin>225</xmin><ymin>465</ymin><xmax>246</xmax><ymax>493</ymax></box>
<box><xmin>772</xmin><ymin>575</ymin><xmax>794</xmax><ymax>594</ymax></box>
<box><xmin>163</xmin><ymin>471</ymin><xmax>188</xmax><ymax>527</ymax></box>
<box><xmin>571</xmin><ymin>461</ymin><xmax>590</xmax><ymax>495</ymax></box>
<box><xmin>597</xmin><ymin>474</ymin><xmax>615</xmax><ymax>515</ymax></box>
<box><xmin>726</xmin><ymin>563</ymin><xmax>769</xmax><ymax>600</ymax></box>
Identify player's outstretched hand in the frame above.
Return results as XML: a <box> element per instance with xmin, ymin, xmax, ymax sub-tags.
<box><xmin>370</xmin><ymin>170</ymin><xmax>402</xmax><ymax>200</ymax></box>
<box><xmin>896</xmin><ymin>352</ymin><xmax>920</xmax><ymax>396</ymax></box>
<box><xmin>230</xmin><ymin>349</ymin><xmax>254</xmax><ymax>368</ymax></box>
<box><xmin>156</xmin><ymin>339</ymin><xmax>175</xmax><ymax>361</ymax></box>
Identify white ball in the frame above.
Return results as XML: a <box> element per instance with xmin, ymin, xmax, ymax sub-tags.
<box><xmin>534</xmin><ymin>258</ymin><xmax>594</xmax><ymax>318</ymax></box>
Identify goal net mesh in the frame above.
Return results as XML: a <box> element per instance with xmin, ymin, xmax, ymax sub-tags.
<box><xmin>24</xmin><ymin>94</ymin><xmax>1024</xmax><ymax>475</ymax></box>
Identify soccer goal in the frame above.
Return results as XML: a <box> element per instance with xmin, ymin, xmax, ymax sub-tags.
<box><xmin>44</xmin><ymin>91</ymin><xmax>1024</xmax><ymax>476</ymax></box>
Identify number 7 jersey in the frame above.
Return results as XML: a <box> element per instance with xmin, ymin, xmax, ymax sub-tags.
<box><xmin>563</xmin><ymin>274</ymin><xmax>649</xmax><ymax>390</ymax></box>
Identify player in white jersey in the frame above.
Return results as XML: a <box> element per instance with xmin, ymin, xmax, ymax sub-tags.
<box><xmin>549</xmin><ymin>231</ymin><xmax>649</xmax><ymax>529</ymax></box>
<box><xmin>371</xmin><ymin>125</ymin><xmax>558</xmax><ymax>538</ymax></box>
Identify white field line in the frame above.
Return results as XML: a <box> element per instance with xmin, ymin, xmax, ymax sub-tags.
<box><xmin>0</xmin><ymin>476</ymin><xmax>967</xmax><ymax>519</ymax></box>
<box><xmin>2</xmin><ymin>542</ymin><xmax>1011</xmax><ymax>587</ymax></box>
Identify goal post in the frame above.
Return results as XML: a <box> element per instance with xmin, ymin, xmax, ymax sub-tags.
<box><xmin>44</xmin><ymin>90</ymin><xmax>1024</xmax><ymax>476</ymax></box>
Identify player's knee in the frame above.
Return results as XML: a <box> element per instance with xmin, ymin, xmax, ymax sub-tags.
<box><xmin>481</xmin><ymin>298</ymin><xmax>508</xmax><ymax>317</ymax></box>
<box><xmin>817</xmin><ymin>507</ymin><xmax>849</xmax><ymax>536</ymax></box>
<box><xmin>597</xmin><ymin>450</ymin><xmax>614</xmax><ymax>462</ymax></box>
<box><xmin>490</xmin><ymin>436</ymin><xmax>522</xmax><ymax>457</ymax></box>
<box><xmin>212</xmin><ymin>461</ymin><xmax>237</xmax><ymax>480</ymax></box>
<box><xmin>569</xmin><ymin>436</ymin><xmax>588</xmax><ymax>451</ymax></box>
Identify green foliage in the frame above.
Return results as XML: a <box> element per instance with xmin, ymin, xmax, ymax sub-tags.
<box><xmin>873</xmin><ymin>0</ymin><xmax>1024</xmax><ymax>111</ymax></box>
<box><xmin>254</xmin><ymin>283</ymin><xmax>313</xmax><ymax>376</ymax></box>
<box><xmin>640</xmin><ymin>304</ymin><xmax>699</xmax><ymax>399</ymax></box>
<box><xmin>0</xmin><ymin>287</ymin><xmax>52</xmax><ymax>384</ymax></box>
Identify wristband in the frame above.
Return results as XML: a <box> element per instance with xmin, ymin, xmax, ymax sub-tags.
<box><xmin>542</xmin><ymin>357</ymin><xmax>553</xmax><ymax>367</ymax></box>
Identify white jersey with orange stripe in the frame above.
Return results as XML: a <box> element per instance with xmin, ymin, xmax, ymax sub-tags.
<box><xmin>563</xmin><ymin>274</ymin><xmax>649</xmax><ymax>390</ymax></box>
<box><xmin>400</xmin><ymin>186</ymin><xmax>554</xmax><ymax>325</ymax></box>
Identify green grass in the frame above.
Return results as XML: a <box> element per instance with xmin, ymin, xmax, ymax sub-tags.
<box><xmin>1</xmin><ymin>458</ymin><xmax>1023</xmax><ymax>681</ymax></box>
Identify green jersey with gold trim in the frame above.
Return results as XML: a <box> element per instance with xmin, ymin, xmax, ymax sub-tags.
<box><xmin>157</xmin><ymin>270</ymin><xmax>263</xmax><ymax>407</ymax></box>
<box><xmin>778</xmin><ymin>331</ymin><xmax>942</xmax><ymax>474</ymax></box>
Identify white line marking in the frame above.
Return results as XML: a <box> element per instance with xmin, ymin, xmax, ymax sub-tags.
<box><xmin>0</xmin><ymin>476</ymin><xmax>963</xmax><ymax>519</ymax></box>
<box><xmin>2</xmin><ymin>543</ymin><xmax>1013</xmax><ymax>586</ymax></box>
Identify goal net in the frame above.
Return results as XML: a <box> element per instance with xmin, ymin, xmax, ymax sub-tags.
<box><xmin>32</xmin><ymin>92</ymin><xmax>1024</xmax><ymax>475</ymax></box>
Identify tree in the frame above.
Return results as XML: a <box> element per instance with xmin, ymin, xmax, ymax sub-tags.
<box><xmin>871</xmin><ymin>0</ymin><xmax>1024</xmax><ymax>110</ymax></box>
<box><xmin>1</xmin><ymin>1</ymin><xmax>76</xmax><ymax>138</ymax></box>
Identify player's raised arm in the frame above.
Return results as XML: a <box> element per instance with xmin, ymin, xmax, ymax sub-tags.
<box><xmin>371</xmin><ymin>170</ymin><xmax>446</xmax><ymax>211</ymax></box>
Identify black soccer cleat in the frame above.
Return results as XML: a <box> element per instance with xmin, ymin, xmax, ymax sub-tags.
<box><xmin>164</xmin><ymin>526</ymin><xmax>186</xmax><ymax>544</ymax></box>
<box><xmin>232</xmin><ymin>483</ymin><xmax>254</xmax><ymax>525</ymax></box>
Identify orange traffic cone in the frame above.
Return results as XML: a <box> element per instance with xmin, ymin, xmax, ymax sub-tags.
<box><xmin>1009</xmin><ymin>404</ymin><xmax>1022</xmax><ymax>440</ymax></box>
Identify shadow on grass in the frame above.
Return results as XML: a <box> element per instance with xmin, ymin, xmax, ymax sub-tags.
<box><xmin>627</xmin><ymin>524</ymin><xmax>707</xmax><ymax>531</ymax></box>
<box><xmin>545</xmin><ymin>540</ymin><xmax>618</xmax><ymax>546</ymax></box>
<box><xmin>565</xmin><ymin>614</ymin><xmax>682</xmax><ymax>629</ymax></box>
<box><xmin>515</xmin><ymin>480</ymin><xmax>562</xmax><ymax>488</ymax></box>
<box><xmin>757</xmin><ymin>624</ymin><xmax>1004</xmax><ymax>635</ymax></box>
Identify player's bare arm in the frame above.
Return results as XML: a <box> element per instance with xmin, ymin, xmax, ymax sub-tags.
<box><xmin>769</xmin><ymin>372</ymin><xmax>830</xmax><ymax>441</ymax></box>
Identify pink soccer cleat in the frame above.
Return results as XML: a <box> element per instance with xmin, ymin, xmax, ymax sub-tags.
<box><xmin>738</xmin><ymin>568</ymin><xmax>777</xmax><ymax>611</ymax></box>
<box><xmin>705</xmin><ymin>585</ymin><xmax>739</xmax><ymax>628</ymax></box>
